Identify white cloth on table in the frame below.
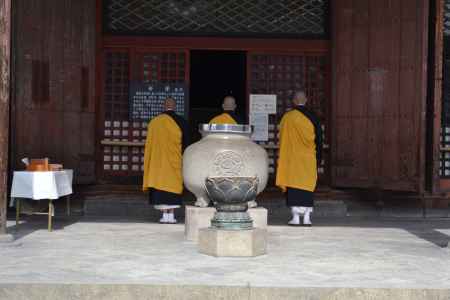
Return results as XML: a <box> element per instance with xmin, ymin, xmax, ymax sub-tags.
<box><xmin>9</xmin><ymin>170</ymin><xmax>73</xmax><ymax>207</ymax></box>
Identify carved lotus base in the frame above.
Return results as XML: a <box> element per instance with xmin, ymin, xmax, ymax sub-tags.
<box><xmin>205</xmin><ymin>176</ymin><xmax>258</xmax><ymax>230</ymax></box>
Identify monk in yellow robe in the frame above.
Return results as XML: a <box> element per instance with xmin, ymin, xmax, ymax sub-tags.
<box><xmin>143</xmin><ymin>98</ymin><xmax>189</xmax><ymax>224</ymax></box>
<box><xmin>276</xmin><ymin>91</ymin><xmax>322</xmax><ymax>226</ymax></box>
<box><xmin>209</xmin><ymin>96</ymin><xmax>244</xmax><ymax>124</ymax></box>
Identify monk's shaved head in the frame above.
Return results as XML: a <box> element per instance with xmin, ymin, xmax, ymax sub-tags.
<box><xmin>292</xmin><ymin>91</ymin><xmax>307</xmax><ymax>106</ymax></box>
<box><xmin>164</xmin><ymin>97</ymin><xmax>176</xmax><ymax>111</ymax></box>
<box><xmin>222</xmin><ymin>96</ymin><xmax>237</xmax><ymax>111</ymax></box>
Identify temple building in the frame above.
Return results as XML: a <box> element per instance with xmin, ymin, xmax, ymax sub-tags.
<box><xmin>1</xmin><ymin>0</ymin><xmax>450</xmax><ymax>231</ymax></box>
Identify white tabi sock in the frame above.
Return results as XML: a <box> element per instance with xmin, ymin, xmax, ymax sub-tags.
<box><xmin>303</xmin><ymin>207</ymin><xmax>313</xmax><ymax>225</ymax></box>
<box><xmin>288</xmin><ymin>207</ymin><xmax>300</xmax><ymax>225</ymax></box>
<box><xmin>166</xmin><ymin>212</ymin><xmax>177</xmax><ymax>224</ymax></box>
<box><xmin>291</xmin><ymin>206</ymin><xmax>306</xmax><ymax>215</ymax></box>
<box><xmin>159</xmin><ymin>212</ymin><xmax>168</xmax><ymax>223</ymax></box>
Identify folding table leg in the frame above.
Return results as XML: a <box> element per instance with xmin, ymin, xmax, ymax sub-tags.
<box><xmin>48</xmin><ymin>200</ymin><xmax>54</xmax><ymax>232</ymax></box>
<box><xmin>66</xmin><ymin>195</ymin><xmax>71</xmax><ymax>216</ymax></box>
<box><xmin>15</xmin><ymin>198</ymin><xmax>20</xmax><ymax>227</ymax></box>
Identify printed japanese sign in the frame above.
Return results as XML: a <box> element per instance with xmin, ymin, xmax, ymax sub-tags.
<box><xmin>249</xmin><ymin>94</ymin><xmax>277</xmax><ymax>114</ymax></box>
<box><xmin>129</xmin><ymin>82</ymin><xmax>188</xmax><ymax>121</ymax></box>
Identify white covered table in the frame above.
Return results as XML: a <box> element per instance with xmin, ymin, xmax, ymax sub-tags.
<box><xmin>10</xmin><ymin>170</ymin><xmax>73</xmax><ymax>231</ymax></box>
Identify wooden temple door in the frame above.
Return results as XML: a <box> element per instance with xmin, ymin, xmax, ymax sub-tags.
<box><xmin>247</xmin><ymin>52</ymin><xmax>330</xmax><ymax>185</ymax></box>
<box><xmin>99</xmin><ymin>48</ymin><xmax>189</xmax><ymax>183</ymax></box>
<box><xmin>331</xmin><ymin>0</ymin><xmax>429</xmax><ymax>192</ymax></box>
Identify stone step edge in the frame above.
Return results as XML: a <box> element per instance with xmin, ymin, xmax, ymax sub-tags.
<box><xmin>0</xmin><ymin>284</ymin><xmax>449</xmax><ymax>300</ymax></box>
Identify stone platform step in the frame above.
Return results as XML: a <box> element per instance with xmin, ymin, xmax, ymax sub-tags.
<box><xmin>84</xmin><ymin>196</ymin><xmax>155</xmax><ymax>218</ymax></box>
<box><xmin>1</xmin><ymin>284</ymin><xmax>448</xmax><ymax>300</ymax></box>
<box><xmin>84</xmin><ymin>196</ymin><xmax>347</xmax><ymax>220</ymax></box>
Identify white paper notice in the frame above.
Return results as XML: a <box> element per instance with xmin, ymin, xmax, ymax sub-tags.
<box><xmin>250</xmin><ymin>113</ymin><xmax>269</xmax><ymax>141</ymax></box>
<box><xmin>249</xmin><ymin>94</ymin><xmax>277</xmax><ymax>114</ymax></box>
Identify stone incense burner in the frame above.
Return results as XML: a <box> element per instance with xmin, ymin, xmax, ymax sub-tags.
<box><xmin>183</xmin><ymin>124</ymin><xmax>269</xmax><ymax>208</ymax></box>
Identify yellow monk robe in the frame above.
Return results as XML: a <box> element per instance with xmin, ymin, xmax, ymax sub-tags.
<box><xmin>276</xmin><ymin>109</ymin><xmax>318</xmax><ymax>193</ymax></box>
<box><xmin>209</xmin><ymin>112</ymin><xmax>237</xmax><ymax>124</ymax></box>
<box><xmin>143</xmin><ymin>114</ymin><xmax>183</xmax><ymax>194</ymax></box>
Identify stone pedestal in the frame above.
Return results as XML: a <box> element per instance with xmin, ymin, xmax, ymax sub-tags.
<box><xmin>198</xmin><ymin>228</ymin><xmax>267</xmax><ymax>257</ymax></box>
<box><xmin>185</xmin><ymin>205</ymin><xmax>268</xmax><ymax>242</ymax></box>
<box><xmin>185</xmin><ymin>206</ymin><xmax>215</xmax><ymax>242</ymax></box>
<box><xmin>0</xmin><ymin>234</ymin><xmax>13</xmax><ymax>243</ymax></box>
<box><xmin>248</xmin><ymin>207</ymin><xmax>268</xmax><ymax>229</ymax></box>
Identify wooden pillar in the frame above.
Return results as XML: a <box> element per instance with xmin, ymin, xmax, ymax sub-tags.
<box><xmin>0</xmin><ymin>0</ymin><xmax>11</xmax><ymax>234</ymax></box>
<box><xmin>430</xmin><ymin>0</ymin><xmax>445</xmax><ymax>194</ymax></box>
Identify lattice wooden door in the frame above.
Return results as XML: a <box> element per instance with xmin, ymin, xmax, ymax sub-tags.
<box><xmin>247</xmin><ymin>52</ymin><xmax>329</xmax><ymax>184</ymax></box>
<box><xmin>100</xmin><ymin>48</ymin><xmax>189</xmax><ymax>182</ymax></box>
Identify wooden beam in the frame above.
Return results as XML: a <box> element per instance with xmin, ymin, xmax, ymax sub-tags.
<box><xmin>417</xmin><ymin>0</ymin><xmax>431</xmax><ymax>194</ymax></box>
<box><xmin>0</xmin><ymin>0</ymin><xmax>11</xmax><ymax>234</ymax></box>
<box><xmin>430</xmin><ymin>0</ymin><xmax>445</xmax><ymax>194</ymax></box>
<box><xmin>103</xmin><ymin>36</ymin><xmax>330</xmax><ymax>53</ymax></box>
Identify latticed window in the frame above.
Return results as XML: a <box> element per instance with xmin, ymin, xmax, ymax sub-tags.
<box><xmin>102</xmin><ymin>49</ymin><xmax>188</xmax><ymax>178</ymax></box>
<box><xmin>104</xmin><ymin>51</ymin><xmax>130</xmax><ymax>121</ymax></box>
<box><xmin>248</xmin><ymin>53</ymin><xmax>329</xmax><ymax>182</ymax></box>
<box><xmin>140</xmin><ymin>52</ymin><xmax>186</xmax><ymax>82</ymax></box>
<box><xmin>104</xmin><ymin>0</ymin><xmax>329</xmax><ymax>38</ymax></box>
<box><xmin>445</xmin><ymin>0</ymin><xmax>450</xmax><ymax>36</ymax></box>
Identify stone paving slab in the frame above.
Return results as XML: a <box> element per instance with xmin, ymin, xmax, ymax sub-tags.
<box><xmin>0</xmin><ymin>217</ymin><xmax>449</xmax><ymax>289</ymax></box>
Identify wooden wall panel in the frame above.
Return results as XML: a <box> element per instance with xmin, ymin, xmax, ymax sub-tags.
<box><xmin>351</xmin><ymin>0</ymin><xmax>369</xmax><ymax>182</ymax></box>
<box><xmin>13</xmin><ymin>0</ymin><xmax>96</xmax><ymax>184</ymax></box>
<box><xmin>49</xmin><ymin>0</ymin><xmax>65</xmax><ymax>112</ymax></box>
<box><xmin>332</xmin><ymin>0</ymin><xmax>430</xmax><ymax>192</ymax></box>
<box><xmin>0</xmin><ymin>0</ymin><xmax>11</xmax><ymax>234</ymax></box>
<box><xmin>381</xmin><ymin>0</ymin><xmax>401</xmax><ymax>185</ymax></box>
<box><xmin>332</xmin><ymin>0</ymin><xmax>353</xmax><ymax>182</ymax></box>
<box><xmin>63</xmin><ymin>112</ymin><xmax>81</xmax><ymax>172</ymax></box>
<box><xmin>79</xmin><ymin>113</ymin><xmax>96</xmax><ymax>184</ymax></box>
